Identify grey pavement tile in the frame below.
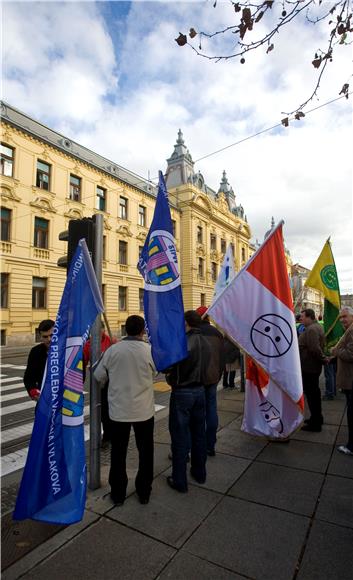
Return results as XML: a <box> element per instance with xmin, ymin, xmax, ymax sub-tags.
<box><xmin>316</xmin><ymin>474</ymin><xmax>353</xmax><ymax>528</ymax></box>
<box><xmin>216</xmin><ymin>422</ymin><xmax>268</xmax><ymax>459</ymax></box>
<box><xmin>185</xmin><ymin>496</ymin><xmax>309</xmax><ymax>580</ymax></box>
<box><xmin>323</xmin><ymin>408</ymin><xmax>346</xmax><ymax>426</ymax></box>
<box><xmin>291</xmin><ymin>423</ymin><xmax>339</xmax><ymax>446</ymax></box>
<box><xmin>217</xmin><ymin>400</ymin><xmax>245</xmax><ymax>414</ymax></box>
<box><xmin>108</xmin><ymin>473</ymin><xmax>221</xmax><ymax>548</ymax></box>
<box><xmin>257</xmin><ymin>439</ymin><xmax>332</xmax><ymax>473</ymax></box>
<box><xmin>158</xmin><ymin>551</ymin><xmax>244</xmax><ymax>579</ymax></box>
<box><xmin>327</xmin><ymin>447</ymin><xmax>353</xmax><ymax>479</ymax></box>
<box><xmin>228</xmin><ymin>462</ymin><xmax>323</xmax><ymax>516</ymax></box>
<box><xmin>196</xmin><ymin>453</ymin><xmax>251</xmax><ymax>494</ymax></box>
<box><xmin>297</xmin><ymin>519</ymin><xmax>353</xmax><ymax>580</ymax></box>
<box><xmin>218</xmin><ymin>410</ymin><xmax>241</xmax><ymax>429</ymax></box>
<box><xmin>21</xmin><ymin>517</ymin><xmax>175</xmax><ymax>580</ymax></box>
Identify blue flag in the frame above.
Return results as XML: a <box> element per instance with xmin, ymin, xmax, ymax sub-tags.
<box><xmin>14</xmin><ymin>239</ymin><xmax>103</xmax><ymax>524</ymax></box>
<box><xmin>138</xmin><ymin>171</ymin><xmax>187</xmax><ymax>371</ymax></box>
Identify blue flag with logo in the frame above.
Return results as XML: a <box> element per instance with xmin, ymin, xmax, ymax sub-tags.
<box><xmin>13</xmin><ymin>239</ymin><xmax>103</xmax><ymax>524</ymax></box>
<box><xmin>138</xmin><ymin>171</ymin><xmax>187</xmax><ymax>371</ymax></box>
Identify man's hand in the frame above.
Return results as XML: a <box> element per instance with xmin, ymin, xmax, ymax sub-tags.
<box><xmin>29</xmin><ymin>388</ymin><xmax>40</xmax><ymax>401</ymax></box>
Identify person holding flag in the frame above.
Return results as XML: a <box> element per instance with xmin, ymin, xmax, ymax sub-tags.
<box><xmin>207</xmin><ymin>221</ymin><xmax>303</xmax><ymax>440</ymax></box>
<box><xmin>212</xmin><ymin>243</ymin><xmax>235</xmax><ymax>300</ymax></box>
<box><xmin>304</xmin><ymin>239</ymin><xmax>344</xmax><ymax>400</ymax></box>
<box><xmin>14</xmin><ymin>239</ymin><xmax>104</xmax><ymax>525</ymax></box>
<box><xmin>137</xmin><ymin>170</ymin><xmax>187</xmax><ymax>372</ymax></box>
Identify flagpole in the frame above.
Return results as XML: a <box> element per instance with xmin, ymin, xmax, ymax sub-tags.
<box><xmin>89</xmin><ymin>214</ymin><xmax>103</xmax><ymax>490</ymax></box>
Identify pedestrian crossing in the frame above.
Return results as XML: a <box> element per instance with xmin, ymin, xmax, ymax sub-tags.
<box><xmin>1</xmin><ymin>365</ymin><xmax>167</xmax><ymax>477</ymax></box>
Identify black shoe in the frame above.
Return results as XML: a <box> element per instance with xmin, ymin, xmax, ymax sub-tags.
<box><xmin>304</xmin><ymin>418</ymin><xmax>324</xmax><ymax>425</ymax></box>
<box><xmin>101</xmin><ymin>438</ymin><xmax>110</xmax><ymax>450</ymax></box>
<box><xmin>190</xmin><ymin>469</ymin><xmax>206</xmax><ymax>484</ymax></box>
<box><xmin>138</xmin><ymin>495</ymin><xmax>150</xmax><ymax>505</ymax></box>
<box><xmin>301</xmin><ymin>424</ymin><xmax>322</xmax><ymax>432</ymax></box>
<box><xmin>166</xmin><ymin>476</ymin><xmax>187</xmax><ymax>493</ymax></box>
<box><xmin>207</xmin><ymin>449</ymin><xmax>216</xmax><ymax>457</ymax></box>
<box><xmin>110</xmin><ymin>493</ymin><xmax>125</xmax><ymax>506</ymax></box>
<box><xmin>322</xmin><ymin>395</ymin><xmax>334</xmax><ymax>401</ymax></box>
<box><xmin>223</xmin><ymin>384</ymin><xmax>229</xmax><ymax>389</ymax></box>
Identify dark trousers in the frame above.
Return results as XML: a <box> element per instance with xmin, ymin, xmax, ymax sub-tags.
<box><xmin>302</xmin><ymin>371</ymin><xmax>323</xmax><ymax>427</ymax></box>
<box><xmin>109</xmin><ymin>416</ymin><xmax>154</xmax><ymax>502</ymax></box>
<box><xmin>344</xmin><ymin>390</ymin><xmax>353</xmax><ymax>451</ymax></box>
<box><xmin>101</xmin><ymin>384</ymin><xmax>111</xmax><ymax>441</ymax></box>
<box><xmin>205</xmin><ymin>384</ymin><xmax>218</xmax><ymax>452</ymax></box>
<box><xmin>223</xmin><ymin>370</ymin><xmax>236</xmax><ymax>388</ymax></box>
<box><xmin>169</xmin><ymin>386</ymin><xmax>207</xmax><ymax>491</ymax></box>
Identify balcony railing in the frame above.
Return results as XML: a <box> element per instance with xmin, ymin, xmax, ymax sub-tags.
<box><xmin>1</xmin><ymin>241</ymin><xmax>12</xmax><ymax>254</ymax></box>
<box><xmin>33</xmin><ymin>248</ymin><xmax>50</xmax><ymax>260</ymax></box>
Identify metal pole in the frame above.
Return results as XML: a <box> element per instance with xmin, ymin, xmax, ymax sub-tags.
<box><xmin>89</xmin><ymin>214</ymin><xmax>103</xmax><ymax>490</ymax></box>
<box><xmin>240</xmin><ymin>352</ymin><xmax>245</xmax><ymax>393</ymax></box>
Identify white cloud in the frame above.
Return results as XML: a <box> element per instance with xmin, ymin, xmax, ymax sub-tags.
<box><xmin>2</xmin><ymin>0</ymin><xmax>352</xmax><ymax>292</ymax></box>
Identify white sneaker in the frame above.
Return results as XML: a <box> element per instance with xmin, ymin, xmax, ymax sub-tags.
<box><xmin>337</xmin><ymin>445</ymin><xmax>353</xmax><ymax>456</ymax></box>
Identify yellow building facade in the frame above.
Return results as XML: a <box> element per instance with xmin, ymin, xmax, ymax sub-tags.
<box><xmin>1</xmin><ymin>102</ymin><xmax>251</xmax><ymax>345</ymax></box>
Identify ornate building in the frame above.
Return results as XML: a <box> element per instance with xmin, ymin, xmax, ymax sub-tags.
<box><xmin>1</xmin><ymin>103</ymin><xmax>251</xmax><ymax>345</ymax></box>
<box><xmin>291</xmin><ymin>263</ymin><xmax>324</xmax><ymax>316</ymax></box>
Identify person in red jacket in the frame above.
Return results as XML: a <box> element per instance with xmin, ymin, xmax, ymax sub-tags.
<box><xmin>83</xmin><ymin>321</ymin><xmax>117</xmax><ymax>447</ymax></box>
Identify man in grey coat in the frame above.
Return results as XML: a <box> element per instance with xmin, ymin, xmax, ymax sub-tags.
<box><xmin>331</xmin><ymin>307</ymin><xmax>353</xmax><ymax>455</ymax></box>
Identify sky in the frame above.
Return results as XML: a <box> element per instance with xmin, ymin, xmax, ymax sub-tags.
<box><xmin>2</xmin><ymin>0</ymin><xmax>352</xmax><ymax>292</ymax></box>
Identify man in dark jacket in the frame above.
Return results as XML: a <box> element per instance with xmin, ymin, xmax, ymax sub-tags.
<box><xmin>298</xmin><ymin>308</ymin><xmax>327</xmax><ymax>432</ymax></box>
<box><xmin>24</xmin><ymin>319</ymin><xmax>55</xmax><ymax>401</ymax></box>
<box><xmin>196</xmin><ymin>305</ymin><xmax>224</xmax><ymax>456</ymax></box>
<box><xmin>166</xmin><ymin>310</ymin><xmax>211</xmax><ymax>493</ymax></box>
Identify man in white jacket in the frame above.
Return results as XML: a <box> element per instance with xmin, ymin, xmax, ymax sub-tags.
<box><xmin>94</xmin><ymin>315</ymin><xmax>156</xmax><ymax>505</ymax></box>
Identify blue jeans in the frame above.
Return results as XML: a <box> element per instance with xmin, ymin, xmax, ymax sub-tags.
<box><xmin>205</xmin><ymin>384</ymin><xmax>218</xmax><ymax>452</ymax></box>
<box><xmin>169</xmin><ymin>386</ymin><xmax>207</xmax><ymax>491</ymax></box>
<box><xmin>324</xmin><ymin>360</ymin><xmax>337</xmax><ymax>398</ymax></box>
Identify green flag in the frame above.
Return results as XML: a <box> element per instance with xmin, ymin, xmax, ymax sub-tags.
<box><xmin>305</xmin><ymin>239</ymin><xmax>343</xmax><ymax>348</ymax></box>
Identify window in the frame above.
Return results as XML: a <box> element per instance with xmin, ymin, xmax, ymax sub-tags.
<box><xmin>1</xmin><ymin>143</ymin><xmax>14</xmax><ymax>177</ymax></box>
<box><xmin>221</xmin><ymin>238</ymin><xmax>226</xmax><ymax>253</ymax></box>
<box><xmin>138</xmin><ymin>205</ymin><xmax>146</xmax><ymax>227</ymax></box>
<box><xmin>119</xmin><ymin>286</ymin><xmax>127</xmax><ymax>310</ymax></box>
<box><xmin>241</xmin><ymin>247</ymin><xmax>246</xmax><ymax>262</ymax></box>
<box><xmin>101</xmin><ymin>284</ymin><xmax>106</xmax><ymax>306</ymax></box>
<box><xmin>69</xmin><ymin>174</ymin><xmax>81</xmax><ymax>201</ymax></box>
<box><xmin>198</xmin><ymin>258</ymin><xmax>204</xmax><ymax>277</ymax></box>
<box><xmin>139</xmin><ymin>288</ymin><xmax>144</xmax><ymax>311</ymax></box>
<box><xmin>119</xmin><ymin>240</ymin><xmax>127</xmax><ymax>265</ymax></box>
<box><xmin>171</xmin><ymin>219</ymin><xmax>176</xmax><ymax>238</ymax></box>
<box><xmin>1</xmin><ymin>273</ymin><xmax>9</xmax><ymax>308</ymax></box>
<box><xmin>197</xmin><ymin>225</ymin><xmax>203</xmax><ymax>244</ymax></box>
<box><xmin>200</xmin><ymin>293</ymin><xmax>206</xmax><ymax>307</ymax></box>
<box><xmin>211</xmin><ymin>262</ymin><xmax>217</xmax><ymax>282</ymax></box>
<box><xmin>138</xmin><ymin>245</ymin><xmax>144</xmax><ymax>258</ymax></box>
<box><xmin>120</xmin><ymin>324</ymin><xmax>126</xmax><ymax>337</ymax></box>
<box><xmin>1</xmin><ymin>207</ymin><xmax>11</xmax><ymax>242</ymax></box>
<box><xmin>96</xmin><ymin>186</ymin><xmax>106</xmax><ymax>211</ymax></box>
<box><xmin>210</xmin><ymin>233</ymin><xmax>217</xmax><ymax>250</ymax></box>
<box><xmin>1</xmin><ymin>329</ymin><xmax>6</xmax><ymax>346</ymax></box>
<box><xmin>230</xmin><ymin>242</ymin><xmax>235</xmax><ymax>257</ymax></box>
<box><xmin>32</xmin><ymin>277</ymin><xmax>47</xmax><ymax>309</ymax></box>
<box><xmin>103</xmin><ymin>236</ymin><xmax>107</xmax><ymax>261</ymax></box>
<box><xmin>36</xmin><ymin>160</ymin><xmax>50</xmax><ymax>190</ymax></box>
<box><xmin>34</xmin><ymin>217</ymin><xmax>49</xmax><ymax>249</ymax></box>
<box><xmin>119</xmin><ymin>196</ymin><xmax>128</xmax><ymax>219</ymax></box>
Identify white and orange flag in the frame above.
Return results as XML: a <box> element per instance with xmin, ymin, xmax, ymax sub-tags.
<box><xmin>207</xmin><ymin>221</ymin><xmax>304</xmax><ymax>439</ymax></box>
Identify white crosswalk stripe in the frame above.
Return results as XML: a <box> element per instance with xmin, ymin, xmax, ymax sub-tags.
<box><xmin>0</xmin><ymin>364</ymin><xmax>27</xmax><ymax>370</ymax></box>
<box><xmin>0</xmin><ymin>376</ymin><xmax>23</xmax><ymax>383</ymax></box>
<box><xmin>1</xmin><ymin>400</ymin><xmax>36</xmax><ymax>415</ymax></box>
<box><xmin>1</xmin><ymin>382</ymin><xmax>25</xmax><ymax>392</ymax></box>
<box><xmin>1</xmin><ymin>391</ymin><xmax>28</xmax><ymax>402</ymax></box>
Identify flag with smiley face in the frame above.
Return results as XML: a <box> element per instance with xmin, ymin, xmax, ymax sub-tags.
<box><xmin>207</xmin><ymin>221</ymin><xmax>304</xmax><ymax>438</ymax></box>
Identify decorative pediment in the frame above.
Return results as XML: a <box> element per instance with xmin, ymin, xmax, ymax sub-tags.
<box><xmin>136</xmin><ymin>231</ymin><xmax>147</xmax><ymax>242</ymax></box>
<box><xmin>216</xmin><ymin>192</ymin><xmax>229</xmax><ymax>214</ymax></box>
<box><xmin>210</xmin><ymin>249</ymin><xmax>219</xmax><ymax>262</ymax></box>
<box><xmin>1</xmin><ymin>183</ymin><xmax>21</xmax><ymax>203</ymax></box>
<box><xmin>64</xmin><ymin>208</ymin><xmax>83</xmax><ymax>219</ymax></box>
<box><xmin>30</xmin><ymin>197</ymin><xmax>57</xmax><ymax>214</ymax></box>
<box><xmin>194</xmin><ymin>193</ymin><xmax>213</xmax><ymax>213</ymax></box>
<box><xmin>116</xmin><ymin>224</ymin><xmax>133</xmax><ymax>238</ymax></box>
<box><xmin>103</xmin><ymin>217</ymin><xmax>112</xmax><ymax>231</ymax></box>
<box><xmin>196</xmin><ymin>243</ymin><xmax>206</xmax><ymax>257</ymax></box>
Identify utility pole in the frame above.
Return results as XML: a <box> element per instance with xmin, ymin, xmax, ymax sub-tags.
<box><xmin>88</xmin><ymin>214</ymin><xmax>103</xmax><ymax>489</ymax></box>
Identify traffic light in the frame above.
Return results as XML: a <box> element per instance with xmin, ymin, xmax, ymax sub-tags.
<box><xmin>58</xmin><ymin>217</ymin><xmax>95</xmax><ymax>272</ymax></box>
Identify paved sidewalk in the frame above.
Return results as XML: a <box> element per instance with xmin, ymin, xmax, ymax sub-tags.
<box><xmin>2</xmin><ymin>384</ymin><xmax>353</xmax><ymax>580</ymax></box>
